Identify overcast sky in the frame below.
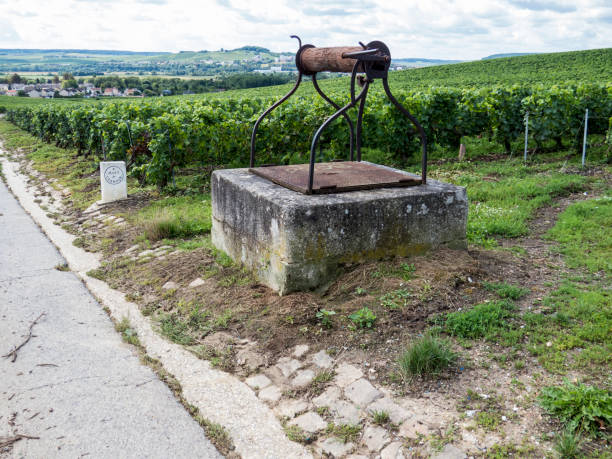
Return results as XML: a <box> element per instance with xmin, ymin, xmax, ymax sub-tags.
<box><xmin>0</xmin><ymin>0</ymin><xmax>610</xmax><ymax>59</ymax></box>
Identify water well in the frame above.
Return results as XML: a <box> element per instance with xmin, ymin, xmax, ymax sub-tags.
<box><xmin>212</xmin><ymin>37</ymin><xmax>467</xmax><ymax>294</ymax></box>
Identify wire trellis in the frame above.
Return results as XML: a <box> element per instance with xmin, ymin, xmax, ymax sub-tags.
<box><xmin>522</xmin><ymin>108</ymin><xmax>610</xmax><ymax>167</ymax></box>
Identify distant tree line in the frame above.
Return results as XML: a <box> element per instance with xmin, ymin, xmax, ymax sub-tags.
<box><xmin>0</xmin><ymin>58</ymin><xmax>295</xmax><ymax>77</ymax></box>
<box><xmin>87</xmin><ymin>73</ymin><xmax>297</xmax><ymax>96</ymax></box>
<box><xmin>0</xmin><ymin>73</ymin><xmax>61</xmax><ymax>85</ymax></box>
<box><xmin>1</xmin><ymin>72</ymin><xmax>298</xmax><ymax>96</ymax></box>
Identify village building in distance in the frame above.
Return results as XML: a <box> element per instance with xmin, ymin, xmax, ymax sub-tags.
<box><xmin>0</xmin><ymin>82</ymin><xmax>142</xmax><ymax>98</ymax></box>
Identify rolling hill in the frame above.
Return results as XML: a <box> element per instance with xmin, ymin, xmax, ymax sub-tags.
<box><xmin>0</xmin><ymin>46</ymin><xmax>458</xmax><ymax>77</ymax></box>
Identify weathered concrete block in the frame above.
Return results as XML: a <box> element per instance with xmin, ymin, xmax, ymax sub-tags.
<box><xmin>211</xmin><ymin>164</ymin><xmax>467</xmax><ymax>295</ymax></box>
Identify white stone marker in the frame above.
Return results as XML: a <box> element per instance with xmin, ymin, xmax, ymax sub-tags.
<box><xmin>100</xmin><ymin>161</ymin><xmax>127</xmax><ymax>203</ymax></box>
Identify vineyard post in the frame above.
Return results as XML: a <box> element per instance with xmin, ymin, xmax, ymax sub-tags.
<box><xmin>523</xmin><ymin>111</ymin><xmax>529</xmax><ymax>163</ymax></box>
<box><xmin>581</xmin><ymin>108</ymin><xmax>588</xmax><ymax>168</ymax></box>
<box><xmin>101</xmin><ymin>133</ymin><xmax>106</xmax><ymax>161</ymax></box>
<box><xmin>125</xmin><ymin>120</ymin><xmax>133</xmax><ymax>164</ymax></box>
<box><xmin>167</xmin><ymin>130</ymin><xmax>175</xmax><ymax>187</ymax></box>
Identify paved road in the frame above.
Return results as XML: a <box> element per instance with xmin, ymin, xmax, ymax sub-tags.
<box><xmin>0</xmin><ymin>178</ymin><xmax>221</xmax><ymax>458</ymax></box>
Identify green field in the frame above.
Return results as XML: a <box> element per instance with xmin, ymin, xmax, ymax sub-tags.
<box><xmin>194</xmin><ymin>47</ymin><xmax>612</xmax><ymax>100</ymax></box>
<box><xmin>388</xmin><ymin>47</ymin><xmax>612</xmax><ymax>87</ymax></box>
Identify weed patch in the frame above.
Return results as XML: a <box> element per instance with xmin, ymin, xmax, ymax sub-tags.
<box><xmin>159</xmin><ymin>313</ymin><xmax>194</xmax><ymax>345</ymax></box>
<box><xmin>196</xmin><ymin>417</ymin><xmax>234</xmax><ymax>454</ymax></box>
<box><xmin>444</xmin><ymin>300</ymin><xmax>516</xmax><ymax>340</ymax></box>
<box><xmin>157</xmin><ymin>303</ymin><xmax>237</xmax><ymax>347</ymax></box>
<box><xmin>457</xmin><ymin>389</ymin><xmax>507</xmax><ymax>434</ymax></box>
<box><xmin>348</xmin><ymin>307</ymin><xmax>377</xmax><ymax>329</ymax></box>
<box><xmin>193</xmin><ymin>345</ymin><xmax>235</xmax><ymax>372</ymax></box>
<box><xmin>547</xmin><ymin>195</ymin><xmax>612</xmax><ymax>275</ymax></box>
<box><xmin>310</xmin><ymin>370</ymin><xmax>335</xmax><ymax>395</ymax></box>
<box><xmin>475</xmin><ymin>410</ymin><xmax>502</xmax><ymax>431</ymax></box>
<box><xmin>316</xmin><ymin>309</ymin><xmax>336</xmax><ymax>329</ymax></box>
<box><xmin>138</xmin><ymin>354</ymin><xmax>236</xmax><ymax>455</ymax></box>
<box><xmin>539</xmin><ymin>381</ymin><xmax>611</xmax><ymax>437</ymax></box>
<box><xmin>372</xmin><ymin>261</ymin><xmax>417</xmax><ymax>280</ymax></box>
<box><xmin>284</xmin><ymin>424</ymin><xmax>308</xmax><ymax>444</ymax></box>
<box><xmin>380</xmin><ymin>289</ymin><xmax>411</xmax><ymax>310</ymax></box>
<box><xmin>486</xmin><ymin>442</ymin><xmax>538</xmax><ymax>458</ymax></box>
<box><xmin>115</xmin><ymin>317</ymin><xmax>140</xmax><ymax>346</ymax></box>
<box><xmin>554</xmin><ymin>429</ymin><xmax>586</xmax><ymax>459</ymax></box>
<box><xmin>445</xmin><ymin>162</ymin><xmax>589</xmax><ymax>246</ymax></box>
<box><xmin>483</xmin><ymin>281</ymin><xmax>529</xmax><ymax>300</ymax></box>
<box><xmin>371</xmin><ymin>410</ymin><xmax>390</xmax><ymax>426</ymax></box>
<box><xmin>399</xmin><ymin>262</ymin><xmax>416</xmax><ymax>280</ymax></box>
<box><xmin>325</xmin><ymin>423</ymin><xmax>361</xmax><ymax>443</ymax></box>
<box><xmin>0</xmin><ymin>120</ymin><xmax>107</xmax><ymax>209</ymax></box>
<box><xmin>525</xmin><ymin>283</ymin><xmax>611</xmax><ymax>374</ymax></box>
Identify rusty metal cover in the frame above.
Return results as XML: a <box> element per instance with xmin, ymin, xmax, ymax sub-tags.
<box><xmin>249</xmin><ymin>161</ymin><xmax>421</xmax><ymax>195</ymax></box>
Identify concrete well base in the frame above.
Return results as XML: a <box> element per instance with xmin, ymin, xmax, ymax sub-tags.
<box><xmin>211</xmin><ymin>164</ymin><xmax>468</xmax><ymax>295</ymax></box>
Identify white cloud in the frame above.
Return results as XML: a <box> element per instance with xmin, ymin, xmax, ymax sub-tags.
<box><xmin>0</xmin><ymin>0</ymin><xmax>610</xmax><ymax>59</ymax></box>
<box><xmin>0</xmin><ymin>18</ymin><xmax>21</xmax><ymax>43</ymax></box>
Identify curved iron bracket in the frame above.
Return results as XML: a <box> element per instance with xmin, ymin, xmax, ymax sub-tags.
<box><xmin>312</xmin><ymin>74</ymin><xmax>355</xmax><ymax>161</ymax></box>
<box><xmin>308</xmin><ymin>79</ymin><xmax>370</xmax><ymax>193</ymax></box>
<box><xmin>250</xmin><ymin>36</ymin><xmax>304</xmax><ymax>168</ymax></box>
<box><xmin>382</xmin><ymin>77</ymin><xmax>427</xmax><ymax>184</ymax></box>
<box><xmin>250</xmin><ymin>73</ymin><xmax>302</xmax><ymax>167</ymax></box>
<box><xmin>355</xmin><ymin>79</ymin><xmax>369</xmax><ymax>162</ymax></box>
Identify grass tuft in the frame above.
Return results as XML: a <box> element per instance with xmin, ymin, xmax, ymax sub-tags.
<box><xmin>138</xmin><ymin>195</ymin><xmax>211</xmax><ymax>241</ymax></box>
<box><xmin>398</xmin><ymin>334</ymin><xmax>458</xmax><ymax>378</ymax></box>
<box><xmin>554</xmin><ymin>429</ymin><xmax>585</xmax><ymax>459</ymax></box>
<box><xmin>284</xmin><ymin>424</ymin><xmax>307</xmax><ymax>444</ymax></box>
<box><xmin>371</xmin><ymin>410</ymin><xmax>390</xmax><ymax>426</ymax></box>
<box><xmin>114</xmin><ymin>317</ymin><xmax>140</xmax><ymax>346</ymax></box>
<box><xmin>310</xmin><ymin>370</ymin><xmax>335</xmax><ymax>395</ymax></box>
<box><xmin>325</xmin><ymin>423</ymin><xmax>361</xmax><ymax>443</ymax></box>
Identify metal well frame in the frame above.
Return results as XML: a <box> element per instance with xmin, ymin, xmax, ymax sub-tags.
<box><xmin>250</xmin><ymin>36</ymin><xmax>428</xmax><ymax>195</ymax></box>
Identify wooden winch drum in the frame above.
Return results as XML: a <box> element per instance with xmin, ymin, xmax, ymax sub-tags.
<box><xmin>298</xmin><ymin>46</ymin><xmax>364</xmax><ymax>74</ymax></box>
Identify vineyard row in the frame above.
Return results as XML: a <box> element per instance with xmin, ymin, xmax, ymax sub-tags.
<box><xmin>5</xmin><ymin>83</ymin><xmax>612</xmax><ymax>188</ymax></box>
